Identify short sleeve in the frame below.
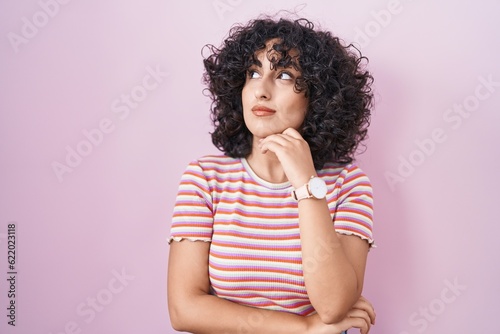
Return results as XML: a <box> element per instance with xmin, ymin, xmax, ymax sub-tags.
<box><xmin>168</xmin><ymin>160</ymin><xmax>214</xmax><ymax>244</ymax></box>
<box><xmin>333</xmin><ymin>165</ymin><xmax>375</xmax><ymax>247</ymax></box>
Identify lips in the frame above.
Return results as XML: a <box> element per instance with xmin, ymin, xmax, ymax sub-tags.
<box><xmin>251</xmin><ymin>105</ymin><xmax>276</xmax><ymax>116</ymax></box>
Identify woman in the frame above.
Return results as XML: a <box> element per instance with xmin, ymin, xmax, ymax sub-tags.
<box><xmin>168</xmin><ymin>16</ymin><xmax>376</xmax><ymax>334</ymax></box>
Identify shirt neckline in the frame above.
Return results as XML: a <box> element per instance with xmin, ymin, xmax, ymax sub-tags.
<box><xmin>241</xmin><ymin>158</ymin><xmax>292</xmax><ymax>190</ymax></box>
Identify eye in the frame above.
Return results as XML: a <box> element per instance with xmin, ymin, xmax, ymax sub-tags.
<box><xmin>247</xmin><ymin>70</ymin><xmax>261</xmax><ymax>79</ymax></box>
<box><xmin>277</xmin><ymin>71</ymin><xmax>294</xmax><ymax>80</ymax></box>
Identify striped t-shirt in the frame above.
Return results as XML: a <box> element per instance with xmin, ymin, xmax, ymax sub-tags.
<box><xmin>169</xmin><ymin>155</ymin><xmax>374</xmax><ymax>316</ymax></box>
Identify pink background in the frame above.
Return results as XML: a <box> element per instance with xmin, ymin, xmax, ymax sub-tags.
<box><xmin>1</xmin><ymin>1</ymin><xmax>499</xmax><ymax>333</ymax></box>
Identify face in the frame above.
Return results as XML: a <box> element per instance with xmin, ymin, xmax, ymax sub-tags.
<box><xmin>241</xmin><ymin>39</ymin><xmax>308</xmax><ymax>141</ymax></box>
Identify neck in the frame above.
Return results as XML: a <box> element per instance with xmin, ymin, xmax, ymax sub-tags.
<box><xmin>246</xmin><ymin>140</ymin><xmax>287</xmax><ymax>184</ymax></box>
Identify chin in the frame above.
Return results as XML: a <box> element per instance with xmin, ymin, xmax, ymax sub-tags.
<box><xmin>252</xmin><ymin>129</ymin><xmax>281</xmax><ymax>139</ymax></box>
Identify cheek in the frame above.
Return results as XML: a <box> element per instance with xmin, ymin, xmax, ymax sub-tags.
<box><xmin>295</xmin><ymin>99</ymin><xmax>309</xmax><ymax>125</ymax></box>
<box><xmin>291</xmin><ymin>95</ymin><xmax>308</xmax><ymax>116</ymax></box>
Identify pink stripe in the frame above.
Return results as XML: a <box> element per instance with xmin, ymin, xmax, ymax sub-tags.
<box><xmin>212</xmin><ymin>240</ymin><xmax>300</xmax><ymax>251</ymax></box>
<box><xmin>214</xmin><ymin>230</ymin><xmax>300</xmax><ymax>239</ymax></box>
<box><xmin>209</xmin><ymin>273</ymin><xmax>304</xmax><ymax>286</ymax></box>
<box><xmin>217</xmin><ymin>198</ymin><xmax>296</xmax><ymax>208</ymax></box>
<box><xmin>209</xmin><ymin>263</ymin><xmax>303</xmax><ymax>276</ymax></box>
<box><xmin>210</xmin><ymin>250</ymin><xmax>301</xmax><ymax>263</ymax></box>
<box><xmin>216</xmin><ymin>207</ymin><xmax>298</xmax><ymax>219</ymax></box>
<box><xmin>214</xmin><ymin>219</ymin><xmax>298</xmax><ymax>230</ymax></box>
<box><xmin>211</xmin><ymin>185</ymin><xmax>291</xmax><ymax>198</ymax></box>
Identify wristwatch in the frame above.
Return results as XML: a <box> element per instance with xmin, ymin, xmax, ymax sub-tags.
<box><xmin>291</xmin><ymin>176</ymin><xmax>327</xmax><ymax>201</ymax></box>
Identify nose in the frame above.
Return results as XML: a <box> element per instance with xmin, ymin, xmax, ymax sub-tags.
<box><xmin>254</xmin><ymin>78</ymin><xmax>271</xmax><ymax>100</ymax></box>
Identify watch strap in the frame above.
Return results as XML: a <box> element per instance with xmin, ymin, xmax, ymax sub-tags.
<box><xmin>292</xmin><ymin>176</ymin><xmax>315</xmax><ymax>201</ymax></box>
<box><xmin>292</xmin><ymin>182</ymin><xmax>311</xmax><ymax>201</ymax></box>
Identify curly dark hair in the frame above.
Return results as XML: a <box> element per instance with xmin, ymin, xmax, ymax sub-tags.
<box><xmin>203</xmin><ymin>16</ymin><xmax>373</xmax><ymax>169</ymax></box>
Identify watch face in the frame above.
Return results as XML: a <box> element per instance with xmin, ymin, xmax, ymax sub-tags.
<box><xmin>309</xmin><ymin>177</ymin><xmax>327</xmax><ymax>199</ymax></box>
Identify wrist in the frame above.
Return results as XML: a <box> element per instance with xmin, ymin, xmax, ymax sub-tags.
<box><xmin>304</xmin><ymin>314</ymin><xmax>316</xmax><ymax>334</ymax></box>
<box><xmin>291</xmin><ymin>176</ymin><xmax>327</xmax><ymax>202</ymax></box>
<box><xmin>304</xmin><ymin>314</ymin><xmax>328</xmax><ymax>334</ymax></box>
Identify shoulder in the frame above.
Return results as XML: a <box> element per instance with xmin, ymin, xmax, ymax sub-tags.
<box><xmin>184</xmin><ymin>155</ymin><xmax>243</xmax><ymax>178</ymax></box>
<box><xmin>319</xmin><ymin>162</ymin><xmax>372</xmax><ymax>190</ymax></box>
<box><xmin>319</xmin><ymin>162</ymin><xmax>369</xmax><ymax>180</ymax></box>
<box><xmin>195</xmin><ymin>154</ymin><xmax>240</xmax><ymax>166</ymax></box>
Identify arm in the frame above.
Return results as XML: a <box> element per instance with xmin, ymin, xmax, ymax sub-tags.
<box><xmin>167</xmin><ymin>239</ymin><xmax>374</xmax><ymax>334</ymax></box>
<box><xmin>258</xmin><ymin>128</ymin><xmax>373</xmax><ymax>324</ymax></box>
<box><xmin>168</xmin><ymin>239</ymin><xmax>309</xmax><ymax>334</ymax></box>
<box><xmin>299</xmin><ymin>202</ymin><xmax>369</xmax><ymax>323</ymax></box>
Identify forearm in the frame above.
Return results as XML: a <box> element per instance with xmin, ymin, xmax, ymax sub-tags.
<box><xmin>298</xmin><ymin>198</ymin><xmax>361</xmax><ymax>322</ymax></box>
<box><xmin>170</xmin><ymin>293</ymin><xmax>308</xmax><ymax>334</ymax></box>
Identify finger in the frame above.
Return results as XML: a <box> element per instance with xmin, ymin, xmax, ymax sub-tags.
<box><xmin>281</xmin><ymin>127</ymin><xmax>303</xmax><ymax>139</ymax></box>
<box><xmin>337</xmin><ymin>316</ymin><xmax>369</xmax><ymax>334</ymax></box>
<box><xmin>259</xmin><ymin>134</ymin><xmax>297</xmax><ymax>154</ymax></box>
<box><xmin>353</xmin><ymin>295</ymin><xmax>371</xmax><ymax>308</ymax></box>
<box><xmin>357</xmin><ymin>296</ymin><xmax>374</xmax><ymax>310</ymax></box>
<box><xmin>370</xmin><ymin>307</ymin><xmax>376</xmax><ymax>325</ymax></box>
<box><xmin>258</xmin><ymin>139</ymin><xmax>283</xmax><ymax>154</ymax></box>
<box><xmin>352</xmin><ymin>296</ymin><xmax>376</xmax><ymax>324</ymax></box>
<box><xmin>260</xmin><ymin>133</ymin><xmax>294</xmax><ymax>147</ymax></box>
<box><xmin>346</xmin><ymin>309</ymin><xmax>371</xmax><ymax>328</ymax></box>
